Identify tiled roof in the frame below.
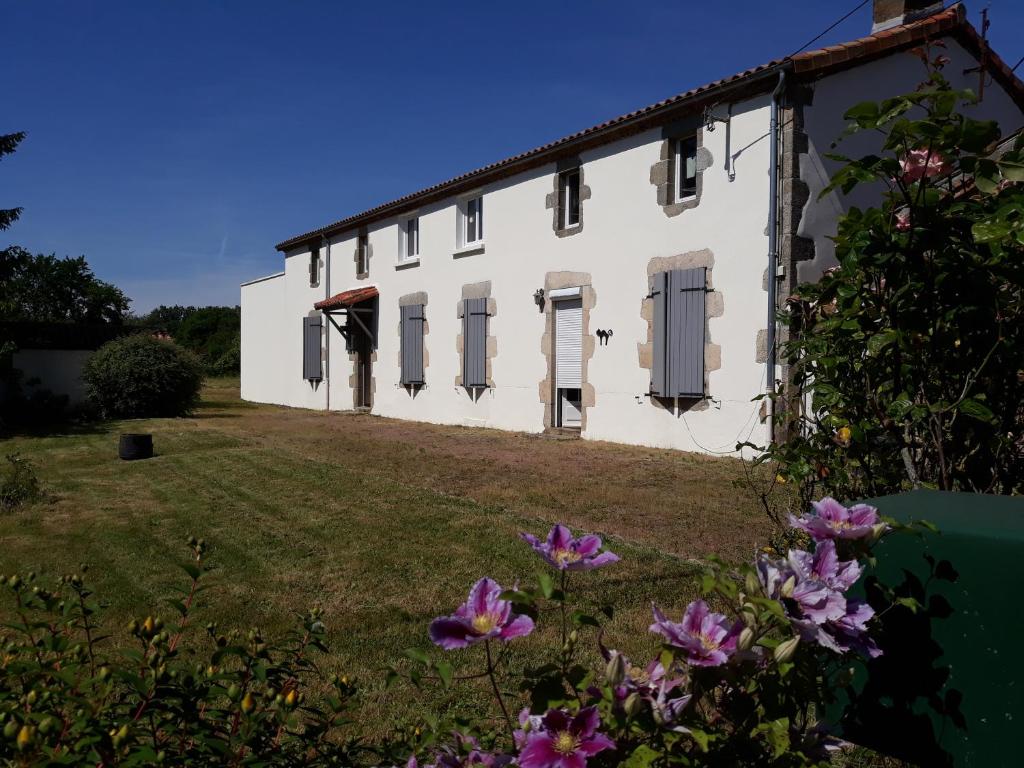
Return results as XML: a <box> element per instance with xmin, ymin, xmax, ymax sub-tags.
<box><xmin>276</xmin><ymin>3</ymin><xmax>1023</xmax><ymax>252</ymax></box>
<box><xmin>313</xmin><ymin>285</ymin><xmax>379</xmax><ymax>311</ymax></box>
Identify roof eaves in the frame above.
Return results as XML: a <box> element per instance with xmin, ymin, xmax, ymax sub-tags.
<box><xmin>276</xmin><ymin>4</ymin><xmax>1004</xmax><ymax>253</ymax></box>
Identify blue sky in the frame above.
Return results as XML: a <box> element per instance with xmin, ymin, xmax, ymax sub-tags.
<box><xmin>3</xmin><ymin>1</ymin><xmax>1021</xmax><ymax>313</ymax></box>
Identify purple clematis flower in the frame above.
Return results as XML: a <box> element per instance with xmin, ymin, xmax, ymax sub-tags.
<box><xmin>597</xmin><ymin>649</ymin><xmax>691</xmax><ymax>726</ymax></box>
<box><xmin>518</xmin><ymin>707</ymin><xmax>615</xmax><ymax>768</ymax></box>
<box><xmin>429</xmin><ymin>577</ymin><xmax>535</xmax><ymax>650</ymax></box>
<box><xmin>650</xmin><ymin>600</ymin><xmax>741</xmax><ymax>667</ymax></box>
<box><xmin>521</xmin><ymin>525</ymin><xmax>620</xmax><ymax>571</ymax></box>
<box><xmin>757</xmin><ymin>554</ymin><xmax>846</xmax><ymax>625</ymax></box>
<box><xmin>812</xmin><ymin>599</ymin><xmax>882</xmax><ymax>659</ymax></box>
<box><xmin>789</xmin><ymin>497</ymin><xmax>881</xmax><ymax>541</ymax></box>
<box><xmin>788</xmin><ymin>540</ymin><xmax>862</xmax><ymax>593</ymax></box>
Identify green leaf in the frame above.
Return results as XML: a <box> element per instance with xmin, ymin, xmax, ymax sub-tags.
<box><xmin>959</xmin><ymin>118</ymin><xmax>1000</xmax><ymax>152</ymax></box>
<box><xmin>436</xmin><ymin>661</ymin><xmax>453</xmax><ymax>689</ymax></box>
<box><xmin>687</xmin><ymin>728</ymin><xmax>712</xmax><ymax>753</ymax></box>
<box><xmin>180</xmin><ymin>563</ymin><xmax>200</xmax><ymax>581</ymax></box>
<box><xmin>622</xmin><ymin>745</ymin><xmax>661</xmax><ymax>768</ymax></box>
<box><xmin>538</xmin><ymin>572</ymin><xmax>555</xmax><ymax>600</ymax></box>
<box><xmin>404</xmin><ymin>647</ymin><xmax>430</xmax><ymax>665</ymax></box>
<box><xmin>867</xmin><ymin>330</ymin><xmax>898</xmax><ymax>357</ymax></box>
<box><xmin>958</xmin><ymin>397</ymin><xmax>995</xmax><ymax>423</ymax></box>
<box><xmin>972</xmin><ymin>219</ymin><xmax>1011</xmax><ymax>243</ymax></box>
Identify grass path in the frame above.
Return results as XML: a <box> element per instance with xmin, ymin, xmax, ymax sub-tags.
<box><xmin>0</xmin><ymin>379</ymin><xmax>770</xmax><ymax>734</ymax></box>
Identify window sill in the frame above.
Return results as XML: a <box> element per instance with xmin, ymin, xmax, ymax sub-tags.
<box><xmin>395</xmin><ymin>257</ymin><xmax>420</xmax><ymax>269</ymax></box>
<box><xmin>452</xmin><ymin>241</ymin><xmax>485</xmax><ymax>258</ymax></box>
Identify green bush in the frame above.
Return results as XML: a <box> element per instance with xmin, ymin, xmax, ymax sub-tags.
<box><xmin>0</xmin><ymin>453</ymin><xmax>40</xmax><ymax>511</ymax></box>
<box><xmin>83</xmin><ymin>334</ymin><xmax>204</xmax><ymax>419</ymax></box>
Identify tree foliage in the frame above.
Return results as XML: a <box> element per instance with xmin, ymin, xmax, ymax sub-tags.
<box><xmin>0</xmin><ymin>246</ymin><xmax>130</xmax><ymax>325</ymax></box>
<box><xmin>82</xmin><ymin>334</ymin><xmax>204</xmax><ymax>418</ymax></box>
<box><xmin>136</xmin><ymin>305</ymin><xmax>240</xmax><ymax>375</ymax></box>
<box><xmin>0</xmin><ymin>131</ymin><xmax>25</xmax><ymax>232</ymax></box>
<box><xmin>749</xmin><ymin>55</ymin><xmax>1024</xmax><ymax>523</ymax></box>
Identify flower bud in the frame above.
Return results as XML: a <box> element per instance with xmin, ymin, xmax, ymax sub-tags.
<box><xmin>623</xmin><ymin>692</ymin><xmax>644</xmax><ymax>718</ymax></box>
<box><xmin>241</xmin><ymin>692</ymin><xmax>255</xmax><ymax>714</ymax></box>
<box><xmin>227</xmin><ymin>684</ymin><xmax>240</xmax><ymax>701</ymax></box>
<box><xmin>113</xmin><ymin>724</ymin><xmax>129</xmax><ymax>747</ymax></box>
<box><xmin>38</xmin><ymin>717</ymin><xmax>54</xmax><ymax>736</ymax></box>
<box><xmin>781</xmin><ymin>575</ymin><xmax>796</xmax><ymax>599</ymax></box>
<box><xmin>16</xmin><ymin>725</ymin><xmax>34</xmax><ymax>752</ymax></box>
<box><xmin>285</xmin><ymin>689</ymin><xmax>298</xmax><ymax>708</ymax></box>
<box><xmin>4</xmin><ymin>720</ymin><xmax>19</xmax><ymax>739</ymax></box>
<box><xmin>774</xmin><ymin>636</ymin><xmax>800</xmax><ymax>664</ymax></box>
<box><xmin>605</xmin><ymin>652</ymin><xmax>626</xmax><ymax>686</ymax></box>
<box><xmin>868</xmin><ymin>522</ymin><xmax>889</xmax><ymax>544</ymax></box>
<box><xmin>737</xmin><ymin>627</ymin><xmax>755</xmax><ymax>652</ymax></box>
<box><xmin>745</xmin><ymin>571</ymin><xmax>761</xmax><ymax>596</ymax></box>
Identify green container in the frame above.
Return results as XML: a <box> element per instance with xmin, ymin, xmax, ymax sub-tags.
<box><xmin>841</xmin><ymin>491</ymin><xmax>1024</xmax><ymax>767</ymax></box>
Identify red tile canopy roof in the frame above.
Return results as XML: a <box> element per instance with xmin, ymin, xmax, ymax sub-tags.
<box><xmin>314</xmin><ymin>286</ymin><xmax>378</xmax><ymax>311</ymax></box>
<box><xmin>277</xmin><ymin>4</ymin><xmax>1024</xmax><ymax>253</ymax></box>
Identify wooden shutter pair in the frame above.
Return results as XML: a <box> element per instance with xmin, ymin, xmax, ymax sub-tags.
<box><xmin>462</xmin><ymin>298</ymin><xmax>488</xmax><ymax>388</ymax></box>
<box><xmin>400</xmin><ymin>304</ymin><xmax>425</xmax><ymax>386</ymax></box>
<box><xmin>302</xmin><ymin>315</ymin><xmax>322</xmax><ymax>381</ymax></box>
<box><xmin>651</xmin><ymin>268</ymin><xmax>706</xmax><ymax>398</ymax></box>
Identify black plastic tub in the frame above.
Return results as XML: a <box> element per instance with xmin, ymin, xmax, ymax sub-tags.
<box><xmin>118</xmin><ymin>433</ymin><xmax>153</xmax><ymax>461</ymax></box>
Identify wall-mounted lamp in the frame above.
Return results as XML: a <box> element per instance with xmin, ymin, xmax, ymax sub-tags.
<box><xmin>702</xmin><ymin>104</ymin><xmax>730</xmax><ymax>133</ymax></box>
<box><xmin>533</xmin><ymin>288</ymin><xmax>545</xmax><ymax>311</ymax></box>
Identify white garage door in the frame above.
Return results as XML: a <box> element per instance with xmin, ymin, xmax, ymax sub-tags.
<box><xmin>555</xmin><ymin>298</ymin><xmax>583</xmax><ymax>388</ymax></box>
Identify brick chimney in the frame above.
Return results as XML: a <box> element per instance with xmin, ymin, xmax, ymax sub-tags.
<box><xmin>872</xmin><ymin>0</ymin><xmax>944</xmax><ymax>32</ymax></box>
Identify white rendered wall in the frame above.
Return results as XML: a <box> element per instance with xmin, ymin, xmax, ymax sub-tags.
<box><xmin>12</xmin><ymin>349</ymin><xmax>92</xmax><ymax>405</ymax></box>
<box><xmin>240</xmin><ymin>273</ymin><xmax>289</xmax><ymax>406</ymax></box>
<box><xmin>253</xmin><ymin>93</ymin><xmax>779</xmax><ymax>454</ymax></box>
<box><xmin>799</xmin><ymin>40</ymin><xmax>1024</xmax><ymax>283</ymax></box>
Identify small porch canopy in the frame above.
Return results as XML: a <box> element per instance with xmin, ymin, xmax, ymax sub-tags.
<box><xmin>314</xmin><ymin>286</ymin><xmax>378</xmax><ymax>311</ymax></box>
<box><xmin>314</xmin><ymin>286</ymin><xmax>378</xmax><ymax>348</ymax></box>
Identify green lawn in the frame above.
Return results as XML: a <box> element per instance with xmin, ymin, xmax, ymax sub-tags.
<box><xmin>0</xmin><ymin>378</ymin><xmax>771</xmax><ymax>735</ymax></box>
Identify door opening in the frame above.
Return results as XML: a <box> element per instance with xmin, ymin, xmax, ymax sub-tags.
<box><xmin>553</xmin><ymin>295</ymin><xmax>583</xmax><ymax>428</ymax></box>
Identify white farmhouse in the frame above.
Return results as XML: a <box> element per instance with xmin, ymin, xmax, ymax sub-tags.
<box><xmin>241</xmin><ymin>1</ymin><xmax>1024</xmax><ymax>454</ymax></box>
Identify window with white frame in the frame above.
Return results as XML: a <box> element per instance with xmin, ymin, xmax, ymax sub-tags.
<box><xmin>399</xmin><ymin>217</ymin><xmax>419</xmax><ymax>261</ymax></box>
<box><xmin>676</xmin><ymin>135</ymin><xmax>698</xmax><ymax>201</ymax></box>
<box><xmin>560</xmin><ymin>170</ymin><xmax>581</xmax><ymax>229</ymax></box>
<box><xmin>357</xmin><ymin>233</ymin><xmax>369</xmax><ymax>275</ymax></box>
<box><xmin>458</xmin><ymin>195</ymin><xmax>484</xmax><ymax>248</ymax></box>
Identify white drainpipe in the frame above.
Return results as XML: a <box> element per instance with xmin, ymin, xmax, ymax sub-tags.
<box><xmin>322</xmin><ymin>234</ymin><xmax>330</xmax><ymax>412</ymax></box>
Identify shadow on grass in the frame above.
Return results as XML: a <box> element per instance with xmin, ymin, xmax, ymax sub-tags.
<box><xmin>0</xmin><ymin>418</ymin><xmax>111</xmax><ymax>441</ymax></box>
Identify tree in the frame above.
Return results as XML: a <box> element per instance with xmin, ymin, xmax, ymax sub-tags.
<box><xmin>0</xmin><ymin>247</ymin><xmax>130</xmax><ymax>324</ymax></box>
<box><xmin>750</xmin><ymin>53</ymin><xmax>1024</xmax><ymax>522</ymax></box>
<box><xmin>136</xmin><ymin>305</ymin><xmax>241</xmax><ymax>374</ymax></box>
<box><xmin>0</xmin><ymin>131</ymin><xmax>24</xmax><ymax>232</ymax></box>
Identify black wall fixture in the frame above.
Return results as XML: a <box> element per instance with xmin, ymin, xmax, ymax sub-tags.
<box><xmin>596</xmin><ymin>329</ymin><xmax>614</xmax><ymax>346</ymax></box>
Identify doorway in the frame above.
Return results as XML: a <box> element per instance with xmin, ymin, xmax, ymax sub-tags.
<box><xmin>553</xmin><ymin>296</ymin><xmax>583</xmax><ymax>428</ymax></box>
<box><xmin>353</xmin><ymin>326</ymin><xmax>372</xmax><ymax>409</ymax></box>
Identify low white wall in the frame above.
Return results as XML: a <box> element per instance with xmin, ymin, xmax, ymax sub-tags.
<box><xmin>12</xmin><ymin>349</ymin><xmax>93</xmax><ymax>405</ymax></box>
<box><xmin>240</xmin><ymin>273</ymin><xmax>290</xmax><ymax>406</ymax></box>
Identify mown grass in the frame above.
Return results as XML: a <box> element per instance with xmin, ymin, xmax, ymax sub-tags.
<box><xmin>0</xmin><ymin>378</ymin><xmax>769</xmax><ymax>736</ymax></box>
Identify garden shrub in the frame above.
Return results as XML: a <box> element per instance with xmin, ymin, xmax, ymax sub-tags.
<box><xmin>82</xmin><ymin>334</ymin><xmax>204</xmax><ymax>418</ymax></box>
<box><xmin>0</xmin><ymin>500</ymin><xmax>938</xmax><ymax>766</ymax></box>
<box><xmin>748</xmin><ymin>52</ymin><xmax>1024</xmax><ymax>524</ymax></box>
<box><xmin>0</xmin><ymin>453</ymin><xmax>40</xmax><ymax>511</ymax></box>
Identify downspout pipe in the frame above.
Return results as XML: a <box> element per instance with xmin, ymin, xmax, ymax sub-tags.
<box><xmin>322</xmin><ymin>234</ymin><xmax>331</xmax><ymax>412</ymax></box>
<box><xmin>766</xmin><ymin>67</ymin><xmax>787</xmax><ymax>443</ymax></box>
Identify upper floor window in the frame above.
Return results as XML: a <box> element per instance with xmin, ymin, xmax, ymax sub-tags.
<box><xmin>308</xmin><ymin>247</ymin><xmax>320</xmax><ymax>287</ymax></box>
<box><xmin>401</xmin><ymin>217</ymin><xmax>419</xmax><ymax>261</ymax></box>
<box><xmin>357</xmin><ymin>233</ymin><xmax>369</xmax><ymax>275</ymax></box>
<box><xmin>560</xmin><ymin>170</ymin><xmax>581</xmax><ymax>229</ymax></box>
<box><xmin>458</xmin><ymin>195</ymin><xmax>484</xmax><ymax>248</ymax></box>
<box><xmin>676</xmin><ymin>135</ymin><xmax>698</xmax><ymax>201</ymax></box>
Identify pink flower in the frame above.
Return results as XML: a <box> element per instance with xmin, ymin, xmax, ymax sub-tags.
<box><xmin>895</xmin><ymin>209</ymin><xmax>911</xmax><ymax>231</ymax></box>
<box><xmin>650</xmin><ymin>600</ymin><xmax>741</xmax><ymax>667</ymax></box>
<box><xmin>900</xmin><ymin>148</ymin><xmax>952</xmax><ymax>183</ymax></box>
<box><xmin>521</xmin><ymin>524</ymin><xmax>620</xmax><ymax>571</ymax></box>
<box><xmin>789</xmin><ymin>497</ymin><xmax>881</xmax><ymax>542</ymax></box>
<box><xmin>429</xmin><ymin>577</ymin><xmax>535</xmax><ymax>650</ymax></box>
<box><xmin>518</xmin><ymin>707</ymin><xmax>614</xmax><ymax>768</ymax></box>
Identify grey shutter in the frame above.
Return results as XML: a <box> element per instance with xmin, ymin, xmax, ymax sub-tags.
<box><xmin>302</xmin><ymin>315</ymin><xmax>322</xmax><ymax>380</ymax></box>
<box><xmin>650</xmin><ymin>271</ymin><xmax>669</xmax><ymax>396</ymax></box>
<box><xmin>400</xmin><ymin>304</ymin><xmax>425</xmax><ymax>385</ymax></box>
<box><xmin>650</xmin><ymin>268</ymin><xmax>705</xmax><ymax>398</ymax></box>
<box><xmin>462</xmin><ymin>298</ymin><xmax>487</xmax><ymax>388</ymax></box>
